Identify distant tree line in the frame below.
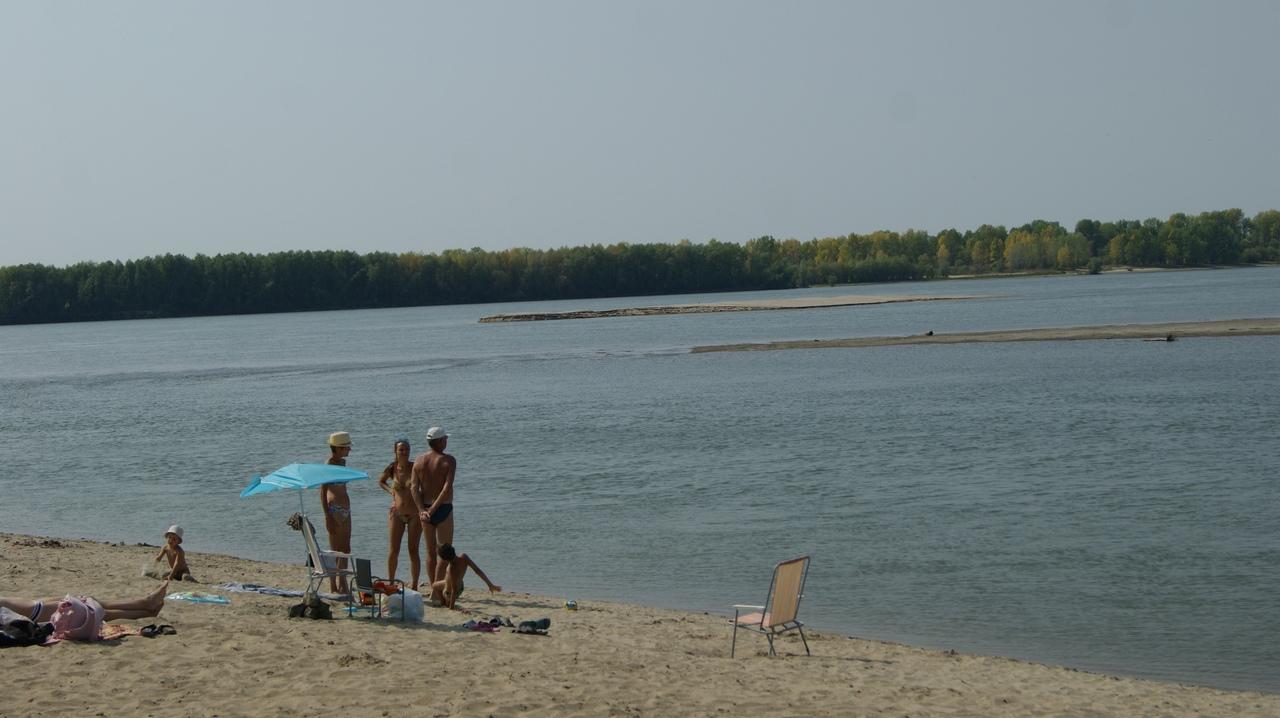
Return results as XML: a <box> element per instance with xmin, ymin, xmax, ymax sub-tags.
<box><xmin>1</xmin><ymin>208</ymin><xmax>1277</xmax><ymax>325</ymax></box>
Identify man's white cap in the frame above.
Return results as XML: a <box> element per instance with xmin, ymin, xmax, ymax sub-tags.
<box><xmin>165</xmin><ymin>525</ymin><xmax>184</xmax><ymax>542</ymax></box>
<box><xmin>426</xmin><ymin>426</ymin><xmax>449</xmax><ymax>441</ymax></box>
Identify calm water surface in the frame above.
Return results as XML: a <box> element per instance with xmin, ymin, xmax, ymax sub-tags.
<box><xmin>2</xmin><ymin>268</ymin><xmax>1278</xmax><ymax>693</ymax></box>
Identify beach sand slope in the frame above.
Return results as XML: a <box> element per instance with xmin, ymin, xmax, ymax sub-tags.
<box><xmin>3</xmin><ymin>534</ymin><xmax>1276</xmax><ymax>717</ymax></box>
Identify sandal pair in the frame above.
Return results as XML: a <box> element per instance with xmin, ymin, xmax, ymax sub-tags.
<box><xmin>140</xmin><ymin>624</ymin><xmax>177</xmax><ymax>637</ymax></box>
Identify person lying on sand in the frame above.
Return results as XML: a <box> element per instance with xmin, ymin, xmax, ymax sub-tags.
<box><xmin>0</xmin><ymin>581</ymin><xmax>170</xmax><ymax>641</ymax></box>
<box><xmin>151</xmin><ymin>525</ymin><xmax>196</xmax><ymax>581</ymax></box>
<box><xmin>431</xmin><ymin>543</ymin><xmax>500</xmax><ymax>609</ymax></box>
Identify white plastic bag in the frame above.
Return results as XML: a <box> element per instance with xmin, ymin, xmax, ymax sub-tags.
<box><xmin>383</xmin><ymin>588</ymin><xmax>423</xmax><ymax>621</ymax></box>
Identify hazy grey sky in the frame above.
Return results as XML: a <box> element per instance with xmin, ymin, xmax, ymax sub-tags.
<box><xmin>2</xmin><ymin>1</ymin><xmax>1277</xmax><ymax>267</ymax></box>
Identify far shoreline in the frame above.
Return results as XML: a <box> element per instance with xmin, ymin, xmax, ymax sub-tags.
<box><xmin>2</xmin><ymin>262</ymin><xmax>1274</xmax><ymax>329</ymax></box>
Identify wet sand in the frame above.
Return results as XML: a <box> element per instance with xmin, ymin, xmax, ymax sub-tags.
<box><xmin>692</xmin><ymin>318</ymin><xmax>1280</xmax><ymax>353</ymax></box>
<box><xmin>479</xmin><ymin>293</ymin><xmax>994</xmax><ymax>322</ymax></box>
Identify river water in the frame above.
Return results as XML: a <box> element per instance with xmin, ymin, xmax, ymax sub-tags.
<box><xmin>2</xmin><ymin>267</ymin><xmax>1278</xmax><ymax>692</ymax></box>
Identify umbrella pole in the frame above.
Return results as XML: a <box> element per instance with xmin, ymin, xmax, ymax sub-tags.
<box><xmin>298</xmin><ymin>490</ymin><xmax>309</xmax><ymax>579</ymax></box>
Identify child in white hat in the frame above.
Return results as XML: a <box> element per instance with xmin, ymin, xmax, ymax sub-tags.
<box><xmin>150</xmin><ymin>525</ymin><xmax>196</xmax><ymax>582</ymax></box>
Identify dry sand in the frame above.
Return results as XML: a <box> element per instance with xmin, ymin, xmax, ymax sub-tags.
<box><xmin>692</xmin><ymin>318</ymin><xmax>1280</xmax><ymax>353</ymax></box>
<box><xmin>478</xmin><ymin>294</ymin><xmax>993</xmax><ymax>322</ymax></box>
<box><xmin>3</xmin><ymin>533</ymin><xmax>1277</xmax><ymax>717</ymax></box>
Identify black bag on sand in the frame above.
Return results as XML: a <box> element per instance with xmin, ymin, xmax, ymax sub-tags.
<box><xmin>288</xmin><ymin>594</ymin><xmax>332</xmax><ymax>620</ymax></box>
<box><xmin>0</xmin><ymin>606</ymin><xmax>54</xmax><ymax>647</ymax></box>
<box><xmin>515</xmin><ymin>617</ymin><xmax>551</xmax><ymax>635</ymax></box>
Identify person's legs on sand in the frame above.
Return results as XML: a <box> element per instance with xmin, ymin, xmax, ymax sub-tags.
<box><xmin>333</xmin><ymin>516</ymin><xmax>352</xmax><ymax>595</ymax></box>
<box><xmin>0</xmin><ymin>597</ymin><xmax>52</xmax><ymax>622</ymax></box>
<box><xmin>100</xmin><ymin>580</ymin><xmax>169</xmax><ymax>621</ymax></box>
<box><xmin>424</xmin><ymin>521</ymin><xmax>441</xmax><ymax>602</ymax></box>
<box><xmin>324</xmin><ymin>512</ymin><xmax>343</xmax><ymax>593</ymax></box>
<box><xmin>407</xmin><ymin>518</ymin><xmax>422</xmax><ymax>591</ymax></box>
<box><xmin>387</xmin><ymin>510</ymin><xmax>405</xmax><ymax>582</ymax></box>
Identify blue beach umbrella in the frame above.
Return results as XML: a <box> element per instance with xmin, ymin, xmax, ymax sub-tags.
<box><xmin>240</xmin><ymin>463</ymin><xmax>369</xmax><ymax>514</ymax></box>
<box><xmin>241</xmin><ymin>463</ymin><xmax>369</xmax><ymax>498</ymax></box>
<box><xmin>240</xmin><ymin>463</ymin><xmax>368</xmax><ymax>591</ymax></box>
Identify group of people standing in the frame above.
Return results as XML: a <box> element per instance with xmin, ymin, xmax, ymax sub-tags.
<box><xmin>319</xmin><ymin>426</ymin><xmax>493</xmax><ymax>607</ymax></box>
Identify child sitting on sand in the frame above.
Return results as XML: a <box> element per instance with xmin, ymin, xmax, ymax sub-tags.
<box><xmin>149</xmin><ymin>525</ymin><xmax>196</xmax><ymax>582</ymax></box>
<box><xmin>431</xmin><ymin>543</ymin><xmax>501</xmax><ymax>609</ymax></box>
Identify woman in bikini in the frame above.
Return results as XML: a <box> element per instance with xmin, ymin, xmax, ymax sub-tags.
<box><xmin>321</xmin><ymin>431</ymin><xmax>353</xmax><ymax>594</ymax></box>
<box><xmin>378</xmin><ymin>438</ymin><xmax>422</xmax><ymax>590</ymax></box>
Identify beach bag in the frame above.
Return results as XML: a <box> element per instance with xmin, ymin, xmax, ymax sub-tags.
<box><xmin>383</xmin><ymin>589</ymin><xmax>423</xmax><ymax>621</ymax></box>
<box><xmin>288</xmin><ymin>594</ymin><xmax>332</xmax><ymax>620</ymax></box>
<box><xmin>0</xmin><ymin>607</ymin><xmax>53</xmax><ymax>647</ymax></box>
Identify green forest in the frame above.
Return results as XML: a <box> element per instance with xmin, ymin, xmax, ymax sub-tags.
<box><xmin>2</xmin><ymin>208</ymin><xmax>1277</xmax><ymax>325</ymax></box>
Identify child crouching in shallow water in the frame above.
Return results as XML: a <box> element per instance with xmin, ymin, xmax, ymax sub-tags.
<box><xmin>149</xmin><ymin>525</ymin><xmax>196</xmax><ymax>582</ymax></box>
<box><xmin>431</xmin><ymin>543</ymin><xmax>501</xmax><ymax>609</ymax></box>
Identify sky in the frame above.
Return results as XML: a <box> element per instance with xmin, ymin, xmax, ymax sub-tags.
<box><xmin>1</xmin><ymin>0</ymin><xmax>1277</xmax><ymax>267</ymax></box>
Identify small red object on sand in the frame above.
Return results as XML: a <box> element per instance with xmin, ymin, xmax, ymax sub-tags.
<box><xmin>372</xmin><ymin>580</ymin><xmax>404</xmax><ymax>596</ymax></box>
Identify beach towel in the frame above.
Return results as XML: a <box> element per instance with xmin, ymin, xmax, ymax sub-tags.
<box><xmin>215</xmin><ymin>582</ymin><xmax>305</xmax><ymax>598</ymax></box>
<box><xmin>166</xmin><ymin>591</ymin><xmax>230</xmax><ymax>605</ymax></box>
<box><xmin>98</xmin><ymin>624</ymin><xmax>142</xmax><ymax>641</ymax></box>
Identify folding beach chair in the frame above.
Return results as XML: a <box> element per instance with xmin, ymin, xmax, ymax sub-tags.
<box><xmin>301</xmin><ymin>518</ymin><xmax>354</xmax><ymax>602</ymax></box>
<box><xmin>351</xmin><ymin>558</ymin><xmax>406</xmax><ymax>620</ymax></box>
<box><xmin>730</xmin><ymin>555</ymin><xmax>811</xmax><ymax>658</ymax></box>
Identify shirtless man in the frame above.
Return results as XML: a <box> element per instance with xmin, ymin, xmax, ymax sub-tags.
<box><xmin>321</xmin><ymin>431</ymin><xmax>353</xmax><ymax>594</ymax></box>
<box><xmin>412</xmin><ymin>426</ymin><xmax>455</xmax><ymax>602</ymax></box>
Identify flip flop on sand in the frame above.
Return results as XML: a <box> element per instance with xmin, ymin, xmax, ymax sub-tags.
<box><xmin>140</xmin><ymin>624</ymin><xmax>177</xmax><ymax>638</ymax></box>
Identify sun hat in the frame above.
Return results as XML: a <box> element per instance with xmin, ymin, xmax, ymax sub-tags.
<box><xmin>165</xmin><ymin>525</ymin><xmax>183</xmax><ymax>543</ymax></box>
<box><xmin>425</xmin><ymin>426</ymin><xmax>448</xmax><ymax>441</ymax></box>
<box><xmin>328</xmin><ymin>431</ymin><xmax>352</xmax><ymax>448</ymax></box>
<box><xmin>50</xmin><ymin>595</ymin><xmax>104</xmax><ymax>642</ymax></box>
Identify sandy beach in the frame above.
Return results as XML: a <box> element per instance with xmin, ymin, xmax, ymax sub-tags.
<box><xmin>478</xmin><ymin>294</ymin><xmax>993</xmax><ymax>322</ymax></box>
<box><xmin>3</xmin><ymin>533</ymin><xmax>1276</xmax><ymax>717</ymax></box>
<box><xmin>692</xmin><ymin>317</ymin><xmax>1280</xmax><ymax>353</ymax></box>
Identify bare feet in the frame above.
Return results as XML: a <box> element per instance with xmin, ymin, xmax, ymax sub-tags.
<box><xmin>146</xmin><ymin>581</ymin><xmax>170</xmax><ymax>615</ymax></box>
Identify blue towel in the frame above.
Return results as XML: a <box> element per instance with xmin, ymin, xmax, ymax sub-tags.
<box><xmin>214</xmin><ymin>582</ymin><xmax>304</xmax><ymax>597</ymax></box>
<box><xmin>165</xmin><ymin>591</ymin><xmax>231</xmax><ymax>605</ymax></box>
